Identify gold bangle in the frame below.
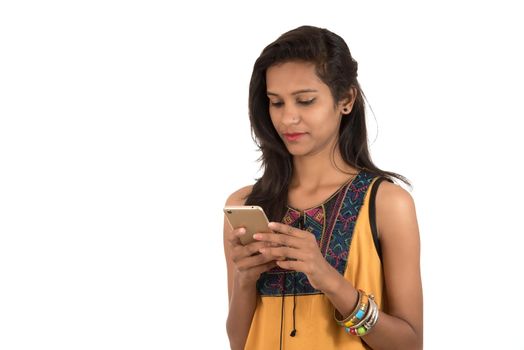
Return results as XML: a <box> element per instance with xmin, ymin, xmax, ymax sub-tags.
<box><xmin>334</xmin><ymin>290</ymin><xmax>370</xmax><ymax>327</ymax></box>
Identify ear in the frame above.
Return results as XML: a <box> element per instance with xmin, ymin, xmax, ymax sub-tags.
<box><xmin>338</xmin><ymin>86</ymin><xmax>358</xmax><ymax>115</ymax></box>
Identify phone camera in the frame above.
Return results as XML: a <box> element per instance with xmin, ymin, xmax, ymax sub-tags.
<box><xmin>227</xmin><ymin>210</ymin><xmax>232</xmax><ymax>214</ymax></box>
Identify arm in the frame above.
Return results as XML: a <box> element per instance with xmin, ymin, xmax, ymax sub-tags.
<box><xmin>323</xmin><ymin>181</ymin><xmax>423</xmax><ymax>349</ymax></box>
<box><xmin>256</xmin><ymin>181</ymin><xmax>423</xmax><ymax>349</ymax></box>
<box><xmin>223</xmin><ymin>186</ymin><xmax>277</xmax><ymax>350</ymax></box>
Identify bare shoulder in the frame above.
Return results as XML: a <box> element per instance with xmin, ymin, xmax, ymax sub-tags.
<box><xmin>375</xmin><ymin>180</ymin><xmax>416</xmax><ymax>213</ymax></box>
<box><xmin>374</xmin><ymin>180</ymin><xmax>418</xmax><ymax>240</ymax></box>
<box><xmin>225</xmin><ymin>185</ymin><xmax>254</xmax><ymax>206</ymax></box>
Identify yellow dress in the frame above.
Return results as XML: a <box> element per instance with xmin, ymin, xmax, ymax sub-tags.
<box><xmin>244</xmin><ymin>171</ymin><xmax>387</xmax><ymax>350</ymax></box>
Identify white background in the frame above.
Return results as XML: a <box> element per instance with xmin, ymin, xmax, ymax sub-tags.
<box><xmin>1</xmin><ymin>1</ymin><xmax>523</xmax><ymax>349</ymax></box>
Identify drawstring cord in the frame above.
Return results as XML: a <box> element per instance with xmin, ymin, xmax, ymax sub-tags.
<box><xmin>279</xmin><ymin>273</ymin><xmax>286</xmax><ymax>350</ymax></box>
<box><xmin>279</xmin><ymin>272</ymin><xmax>297</xmax><ymax>350</ymax></box>
<box><xmin>291</xmin><ymin>218</ymin><xmax>304</xmax><ymax>338</ymax></box>
<box><xmin>279</xmin><ymin>219</ymin><xmax>304</xmax><ymax>349</ymax></box>
<box><xmin>290</xmin><ymin>271</ymin><xmax>297</xmax><ymax>337</ymax></box>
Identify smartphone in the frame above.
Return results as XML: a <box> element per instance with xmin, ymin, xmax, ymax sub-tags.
<box><xmin>223</xmin><ymin>205</ymin><xmax>271</xmax><ymax>245</ymax></box>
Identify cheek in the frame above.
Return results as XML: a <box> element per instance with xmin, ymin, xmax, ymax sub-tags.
<box><xmin>311</xmin><ymin>107</ymin><xmax>337</xmax><ymax>123</ymax></box>
<box><xmin>316</xmin><ymin>111</ymin><xmax>342</xmax><ymax>134</ymax></box>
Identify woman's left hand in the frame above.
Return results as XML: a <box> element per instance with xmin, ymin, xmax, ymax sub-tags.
<box><xmin>254</xmin><ymin>222</ymin><xmax>338</xmax><ymax>291</ymax></box>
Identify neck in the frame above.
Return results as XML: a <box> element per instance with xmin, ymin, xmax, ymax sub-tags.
<box><xmin>291</xmin><ymin>145</ymin><xmax>358</xmax><ymax>189</ymax></box>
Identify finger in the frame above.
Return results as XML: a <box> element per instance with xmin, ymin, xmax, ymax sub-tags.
<box><xmin>275</xmin><ymin>259</ymin><xmax>304</xmax><ymax>272</ymax></box>
<box><xmin>236</xmin><ymin>251</ymin><xmax>275</xmax><ymax>271</ymax></box>
<box><xmin>227</xmin><ymin>227</ymin><xmax>245</xmax><ymax>246</ymax></box>
<box><xmin>253</xmin><ymin>232</ymin><xmax>300</xmax><ymax>248</ymax></box>
<box><xmin>246</xmin><ymin>261</ymin><xmax>278</xmax><ymax>278</ymax></box>
<box><xmin>232</xmin><ymin>241</ymin><xmax>268</xmax><ymax>261</ymax></box>
<box><xmin>259</xmin><ymin>246</ymin><xmax>304</xmax><ymax>261</ymax></box>
<box><xmin>268</xmin><ymin>222</ymin><xmax>307</xmax><ymax>238</ymax></box>
<box><xmin>259</xmin><ymin>260</ymin><xmax>278</xmax><ymax>272</ymax></box>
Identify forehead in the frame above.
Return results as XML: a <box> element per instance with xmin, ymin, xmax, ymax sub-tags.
<box><xmin>266</xmin><ymin>61</ymin><xmax>327</xmax><ymax>94</ymax></box>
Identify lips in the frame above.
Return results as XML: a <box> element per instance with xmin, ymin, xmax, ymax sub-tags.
<box><xmin>283</xmin><ymin>132</ymin><xmax>306</xmax><ymax>141</ymax></box>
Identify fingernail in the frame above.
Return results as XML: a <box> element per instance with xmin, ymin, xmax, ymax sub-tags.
<box><xmin>238</xmin><ymin>228</ymin><xmax>246</xmax><ymax>234</ymax></box>
<box><xmin>259</xmin><ymin>248</ymin><xmax>266</xmax><ymax>253</ymax></box>
<box><xmin>268</xmin><ymin>222</ymin><xmax>276</xmax><ymax>228</ymax></box>
<box><xmin>253</xmin><ymin>234</ymin><xmax>261</xmax><ymax>240</ymax></box>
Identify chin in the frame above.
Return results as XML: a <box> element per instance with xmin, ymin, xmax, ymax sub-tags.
<box><xmin>286</xmin><ymin>147</ymin><xmax>311</xmax><ymax>157</ymax></box>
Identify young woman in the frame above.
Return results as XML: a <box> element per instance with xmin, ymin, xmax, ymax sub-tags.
<box><xmin>223</xmin><ymin>25</ymin><xmax>423</xmax><ymax>350</ymax></box>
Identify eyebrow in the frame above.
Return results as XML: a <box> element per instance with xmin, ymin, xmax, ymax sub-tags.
<box><xmin>266</xmin><ymin>89</ymin><xmax>318</xmax><ymax>96</ymax></box>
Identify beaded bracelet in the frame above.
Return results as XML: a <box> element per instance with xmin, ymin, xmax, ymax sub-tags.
<box><xmin>345</xmin><ymin>297</ymin><xmax>379</xmax><ymax>336</ymax></box>
<box><xmin>348</xmin><ymin>297</ymin><xmax>374</xmax><ymax>329</ymax></box>
<box><xmin>334</xmin><ymin>290</ymin><xmax>370</xmax><ymax>328</ymax></box>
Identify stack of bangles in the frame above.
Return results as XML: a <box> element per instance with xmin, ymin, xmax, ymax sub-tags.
<box><xmin>334</xmin><ymin>289</ymin><xmax>379</xmax><ymax>336</ymax></box>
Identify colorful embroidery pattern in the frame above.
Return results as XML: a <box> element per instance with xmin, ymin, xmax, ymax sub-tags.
<box><xmin>257</xmin><ymin>171</ymin><xmax>376</xmax><ymax>296</ymax></box>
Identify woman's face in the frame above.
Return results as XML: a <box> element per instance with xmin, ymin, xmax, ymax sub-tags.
<box><xmin>266</xmin><ymin>61</ymin><xmax>350</xmax><ymax>158</ymax></box>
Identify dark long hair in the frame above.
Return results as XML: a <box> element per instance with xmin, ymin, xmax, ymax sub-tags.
<box><xmin>245</xmin><ymin>25</ymin><xmax>410</xmax><ymax>221</ymax></box>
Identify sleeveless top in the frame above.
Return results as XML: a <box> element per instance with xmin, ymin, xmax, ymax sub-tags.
<box><xmin>244</xmin><ymin>171</ymin><xmax>390</xmax><ymax>350</ymax></box>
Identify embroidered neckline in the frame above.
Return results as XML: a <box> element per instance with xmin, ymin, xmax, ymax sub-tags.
<box><xmin>286</xmin><ymin>170</ymin><xmax>362</xmax><ymax>213</ymax></box>
<box><xmin>257</xmin><ymin>170</ymin><xmax>377</xmax><ymax>297</ymax></box>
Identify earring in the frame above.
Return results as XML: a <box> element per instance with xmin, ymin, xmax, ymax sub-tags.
<box><xmin>342</xmin><ymin>108</ymin><xmax>350</xmax><ymax>114</ymax></box>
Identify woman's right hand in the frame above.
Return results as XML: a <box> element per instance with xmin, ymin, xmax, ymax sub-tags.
<box><xmin>227</xmin><ymin>227</ymin><xmax>278</xmax><ymax>288</ymax></box>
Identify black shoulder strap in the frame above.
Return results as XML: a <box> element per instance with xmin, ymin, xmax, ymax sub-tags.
<box><xmin>369</xmin><ymin>177</ymin><xmax>393</xmax><ymax>261</ymax></box>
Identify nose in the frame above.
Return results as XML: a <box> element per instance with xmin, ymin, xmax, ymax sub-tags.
<box><xmin>280</xmin><ymin>103</ymin><xmax>300</xmax><ymax>125</ymax></box>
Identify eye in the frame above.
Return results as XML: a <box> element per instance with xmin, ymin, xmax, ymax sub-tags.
<box><xmin>298</xmin><ymin>98</ymin><xmax>315</xmax><ymax>105</ymax></box>
<box><xmin>270</xmin><ymin>101</ymin><xmax>284</xmax><ymax>108</ymax></box>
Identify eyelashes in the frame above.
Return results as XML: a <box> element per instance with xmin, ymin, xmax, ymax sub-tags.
<box><xmin>298</xmin><ymin>99</ymin><xmax>315</xmax><ymax>106</ymax></box>
<box><xmin>269</xmin><ymin>98</ymin><xmax>315</xmax><ymax>108</ymax></box>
